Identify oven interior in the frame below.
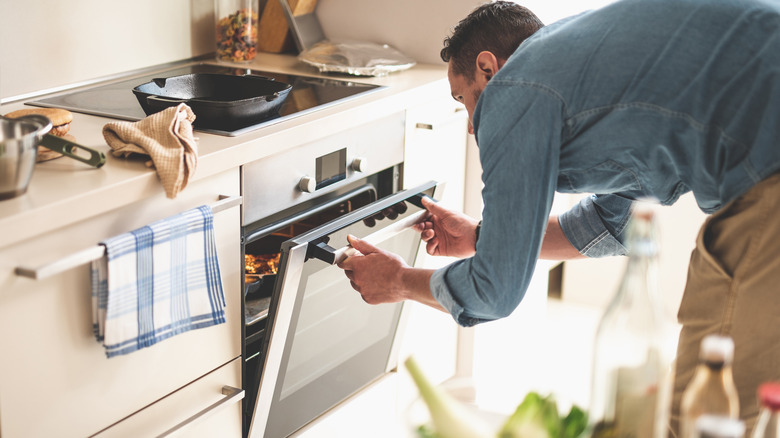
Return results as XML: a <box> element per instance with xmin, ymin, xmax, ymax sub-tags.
<box><xmin>240</xmin><ymin>168</ymin><xmax>397</xmax><ymax>434</ymax></box>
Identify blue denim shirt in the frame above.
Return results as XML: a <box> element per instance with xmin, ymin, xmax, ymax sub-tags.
<box><xmin>432</xmin><ymin>0</ymin><xmax>780</xmax><ymax>327</ymax></box>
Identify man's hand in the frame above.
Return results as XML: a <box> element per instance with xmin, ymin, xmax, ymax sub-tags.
<box><xmin>338</xmin><ymin>235</ymin><xmax>410</xmax><ymax>304</ymax></box>
<box><xmin>413</xmin><ymin>196</ymin><xmax>480</xmax><ymax>258</ymax></box>
<box><xmin>337</xmin><ymin>235</ymin><xmax>449</xmax><ymax>313</ymax></box>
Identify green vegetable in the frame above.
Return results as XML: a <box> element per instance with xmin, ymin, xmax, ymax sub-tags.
<box><xmin>416</xmin><ymin>424</ymin><xmax>441</xmax><ymax>438</ymax></box>
<box><xmin>498</xmin><ymin>392</ymin><xmax>588</xmax><ymax>438</ymax></box>
<box><xmin>405</xmin><ymin>356</ymin><xmax>588</xmax><ymax>438</ymax></box>
<box><xmin>560</xmin><ymin>405</ymin><xmax>587</xmax><ymax>438</ymax></box>
<box><xmin>405</xmin><ymin>357</ymin><xmax>494</xmax><ymax>438</ymax></box>
<box><xmin>498</xmin><ymin>392</ymin><xmax>559</xmax><ymax>438</ymax></box>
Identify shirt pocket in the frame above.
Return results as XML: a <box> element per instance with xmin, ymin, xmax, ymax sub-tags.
<box><xmin>558</xmin><ymin>160</ymin><xmax>642</xmax><ymax>194</ymax></box>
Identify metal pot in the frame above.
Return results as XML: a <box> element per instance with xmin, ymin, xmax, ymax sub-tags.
<box><xmin>0</xmin><ymin>115</ymin><xmax>52</xmax><ymax>200</ymax></box>
<box><xmin>132</xmin><ymin>73</ymin><xmax>292</xmax><ymax>130</ymax></box>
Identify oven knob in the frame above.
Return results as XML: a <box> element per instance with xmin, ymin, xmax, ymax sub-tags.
<box><xmin>298</xmin><ymin>176</ymin><xmax>316</xmax><ymax>193</ymax></box>
<box><xmin>351</xmin><ymin>157</ymin><xmax>367</xmax><ymax>173</ymax></box>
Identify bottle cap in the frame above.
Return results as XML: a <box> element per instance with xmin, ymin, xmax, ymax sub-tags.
<box><xmin>700</xmin><ymin>335</ymin><xmax>735</xmax><ymax>364</ymax></box>
<box><xmin>695</xmin><ymin>414</ymin><xmax>745</xmax><ymax>438</ymax></box>
<box><xmin>758</xmin><ymin>382</ymin><xmax>780</xmax><ymax>411</ymax></box>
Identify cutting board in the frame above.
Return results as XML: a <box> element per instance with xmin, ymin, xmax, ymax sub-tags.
<box><xmin>258</xmin><ymin>0</ymin><xmax>318</xmax><ymax>53</ymax></box>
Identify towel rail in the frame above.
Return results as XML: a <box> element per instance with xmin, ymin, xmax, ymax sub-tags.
<box><xmin>14</xmin><ymin>194</ymin><xmax>242</xmax><ymax>280</ymax></box>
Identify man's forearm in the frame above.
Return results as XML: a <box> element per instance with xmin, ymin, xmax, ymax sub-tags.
<box><xmin>540</xmin><ymin>215</ymin><xmax>586</xmax><ymax>260</ymax></box>
<box><xmin>400</xmin><ymin>267</ymin><xmax>448</xmax><ymax>313</ymax></box>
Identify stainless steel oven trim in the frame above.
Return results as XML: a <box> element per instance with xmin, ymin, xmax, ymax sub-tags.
<box><xmin>248</xmin><ymin>242</ymin><xmax>308</xmax><ymax>437</ymax></box>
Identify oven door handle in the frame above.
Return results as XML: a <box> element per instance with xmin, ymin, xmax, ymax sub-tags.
<box><xmin>308</xmin><ymin>208</ymin><xmax>428</xmax><ymax>265</ymax></box>
<box><xmin>14</xmin><ymin>195</ymin><xmax>242</xmax><ymax>280</ymax></box>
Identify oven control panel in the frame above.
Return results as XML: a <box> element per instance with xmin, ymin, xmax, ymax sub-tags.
<box><xmin>241</xmin><ymin>112</ymin><xmax>405</xmax><ymax>225</ymax></box>
<box><xmin>298</xmin><ymin>150</ymin><xmax>369</xmax><ymax>193</ymax></box>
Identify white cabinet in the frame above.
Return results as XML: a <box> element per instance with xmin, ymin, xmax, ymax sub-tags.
<box><xmin>0</xmin><ymin>169</ymin><xmax>242</xmax><ymax>438</ymax></box>
<box><xmin>403</xmin><ymin>98</ymin><xmax>468</xmax><ymax>212</ymax></box>
<box><xmin>398</xmin><ymin>98</ymin><xmax>469</xmax><ymax>407</ymax></box>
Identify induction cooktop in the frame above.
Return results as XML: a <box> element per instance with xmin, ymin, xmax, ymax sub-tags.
<box><xmin>28</xmin><ymin>63</ymin><xmax>383</xmax><ymax>136</ymax></box>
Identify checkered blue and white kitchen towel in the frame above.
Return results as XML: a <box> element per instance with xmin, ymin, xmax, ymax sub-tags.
<box><xmin>91</xmin><ymin>205</ymin><xmax>226</xmax><ymax>358</ymax></box>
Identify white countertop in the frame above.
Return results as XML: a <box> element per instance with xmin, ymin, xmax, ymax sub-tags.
<box><xmin>0</xmin><ymin>53</ymin><xmax>449</xmax><ymax>249</ymax></box>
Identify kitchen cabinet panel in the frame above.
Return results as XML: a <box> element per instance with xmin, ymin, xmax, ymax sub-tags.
<box><xmin>93</xmin><ymin>358</ymin><xmax>242</xmax><ymax>438</ymax></box>
<box><xmin>0</xmin><ymin>169</ymin><xmax>242</xmax><ymax>438</ymax></box>
<box><xmin>403</xmin><ymin>98</ymin><xmax>468</xmax><ymax>212</ymax></box>
<box><xmin>398</xmin><ymin>97</ymin><xmax>468</xmax><ymax>397</ymax></box>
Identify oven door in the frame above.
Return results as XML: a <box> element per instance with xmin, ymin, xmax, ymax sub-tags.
<box><xmin>248</xmin><ymin>181</ymin><xmax>443</xmax><ymax>438</ymax></box>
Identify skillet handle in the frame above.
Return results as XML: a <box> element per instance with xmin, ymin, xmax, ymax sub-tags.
<box><xmin>146</xmin><ymin>95</ymin><xmax>187</xmax><ymax>110</ymax></box>
<box><xmin>242</xmin><ymin>74</ymin><xmax>276</xmax><ymax>81</ymax></box>
<box><xmin>40</xmin><ymin>134</ymin><xmax>106</xmax><ymax>168</ymax></box>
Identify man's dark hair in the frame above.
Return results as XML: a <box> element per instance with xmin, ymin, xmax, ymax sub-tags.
<box><xmin>441</xmin><ymin>1</ymin><xmax>544</xmax><ymax>79</ymax></box>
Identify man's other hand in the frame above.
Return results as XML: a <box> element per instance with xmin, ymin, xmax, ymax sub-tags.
<box><xmin>413</xmin><ymin>197</ymin><xmax>480</xmax><ymax>258</ymax></box>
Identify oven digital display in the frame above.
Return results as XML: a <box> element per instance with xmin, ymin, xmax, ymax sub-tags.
<box><xmin>315</xmin><ymin>149</ymin><xmax>347</xmax><ymax>190</ymax></box>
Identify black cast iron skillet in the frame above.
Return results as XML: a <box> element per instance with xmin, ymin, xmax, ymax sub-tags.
<box><xmin>133</xmin><ymin>73</ymin><xmax>292</xmax><ymax>130</ymax></box>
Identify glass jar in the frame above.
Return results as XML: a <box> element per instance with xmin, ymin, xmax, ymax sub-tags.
<box><xmin>215</xmin><ymin>0</ymin><xmax>259</xmax><ymax>63</ymax></box>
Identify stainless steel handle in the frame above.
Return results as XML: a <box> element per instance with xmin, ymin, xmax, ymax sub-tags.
<box><xmin>14</xmin><ymin>195</ymin><xmax>242</xmax><ymax>280</ymax></box>
<box><xmin>414</xmin><ymin>106</ymin><xmax>467</xmax><ymax>130</ymax></box>
<box><xmin>313</xmin><ymin>209</ymin><xmax>428</xmax><ymax>265</ymax></box>
<box><xmin>156</xmin><ymin>385</ymin><xmax>245</xmax><ymax>438</ymax></box>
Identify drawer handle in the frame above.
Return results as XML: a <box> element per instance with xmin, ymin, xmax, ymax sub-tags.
<box><xmin>414</xmin><ymin>107</ymin><xmax>467</xmax><ymax>131</ymax></box>
<box><xmin>157</xmin><ymin>385</ymin><xmax>245</xmax><ymax>438</ymax></box>
<box><xmin>14</xmin><ymin>195</ymin><xmax>242</xmax><ymax>280</ymax></box>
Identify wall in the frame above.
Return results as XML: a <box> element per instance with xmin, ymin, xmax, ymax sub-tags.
<box><xmin>317</xmin><ymin>0</ymin><xmax>483</xmax><ymax>65</ymax></box>
<box><xmin>0</xmin><ymin>0</ymin><xmax>214</xmax><ymax>101</ymax></box>
<box><xmin>0</xmin><ymin>0</ymin><xmax>620</xmax><ymax>101</ymax></box>
<box><xmin>317</xmin><ymin>0</ymin><xmax>617</xmax><ymax>66</ymax></box>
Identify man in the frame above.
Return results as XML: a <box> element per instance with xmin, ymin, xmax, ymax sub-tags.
<box><xmin>339</xmin><ymin>0</ymin><xmax>780</xmax><ymax>434</ymax></box>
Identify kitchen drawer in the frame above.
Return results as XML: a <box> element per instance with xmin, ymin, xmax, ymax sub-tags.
<box><xmin>94</xmin><ymin>357</ymin><xmax>243</xmax><ymax>438</ymax></box>
<box><xmin>0</xmin><ymin>169</ymin><xmax>242</xmax><ymax>438</ymax></box>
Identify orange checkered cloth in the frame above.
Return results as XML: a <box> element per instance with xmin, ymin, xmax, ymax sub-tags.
<box><xmin>102</xmin><ymin>103</ymin><xmax>197</xmax><ymax>199</ymax></box>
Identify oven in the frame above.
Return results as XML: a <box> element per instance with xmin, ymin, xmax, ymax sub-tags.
<box><xmin>240</xmin><ymin>111</ymin><xmax>443</xmax><ymax>438</ymax></box>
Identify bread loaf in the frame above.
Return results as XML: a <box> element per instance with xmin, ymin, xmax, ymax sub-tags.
<box><xmin>5</xmin><ymin>108</ymin><xmax>73</xmax><ymax>136</ymax></box>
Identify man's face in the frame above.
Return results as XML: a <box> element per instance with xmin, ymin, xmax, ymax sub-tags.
<box><xmin>448</xmin><ymin>60</ymin><xmax>487</xmax><ymax>135</ymax></box>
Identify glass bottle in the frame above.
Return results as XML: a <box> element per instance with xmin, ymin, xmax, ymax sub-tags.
<box><xmin>681</xmin><ymin>334</ymin><xmax>740</xmax><ymax>438</ymax></box>
<box><xmin>695</xmin><ymin>415</ymin><xmax>745</xmax><ymax>438</ymax></box>
<box><xmin>751</xmin><ymin>382</ymin><xmax>780</xmax><ymax>438</ymax></box>
<box><xmin>588</xmin><ymin>205</ymin><xmax>673</xmax><ymax>438</ymax></box>
<box><xmin>215</xmin><ymin>0</ymin><xmax>259</xmax><ymax>63</ymax></box>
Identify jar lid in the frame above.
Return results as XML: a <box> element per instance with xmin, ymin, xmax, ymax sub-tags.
<box><xmin>700</xmin><ymin>335</ymin><xmax>734</xmax><ymax>363</ymax></box>
<box><xmin>695</xmin><ymin>415</ymin><xmax>745</xmax><ymax>438</ymax></box>
<box><xmin>758</xmin><ymin>382</ymin><xmax>780</xmax><ymax>411</ymax></box>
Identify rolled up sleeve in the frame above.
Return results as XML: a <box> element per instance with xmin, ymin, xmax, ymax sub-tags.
<box><xmin>558</xmin><ymin>194</ymin><xmax>633</xmax><ymax>257</ymax></box>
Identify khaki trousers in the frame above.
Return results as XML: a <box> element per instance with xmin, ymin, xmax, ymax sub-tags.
<box><xmin>670</xmin><ymin>172</ymin><xmax>780</xmax><ymax>436</ymax></box>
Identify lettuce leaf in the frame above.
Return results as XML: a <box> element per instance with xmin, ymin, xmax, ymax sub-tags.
<box><xmin>498</xmin><ymin>392</ymin><xmax>587</xmax><ymax>438</ymax></box>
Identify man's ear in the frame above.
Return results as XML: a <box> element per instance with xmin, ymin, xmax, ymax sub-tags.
<box><xmin>475</xmin><ymin>51</ymin><xmax>502</xmax><ymax>84</ymax></box>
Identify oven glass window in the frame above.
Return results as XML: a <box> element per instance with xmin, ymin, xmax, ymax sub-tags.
<box><xmin>280</xmin><ymin>231</ymin><xmax>413</xmax><ymax>400</ymax></box>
